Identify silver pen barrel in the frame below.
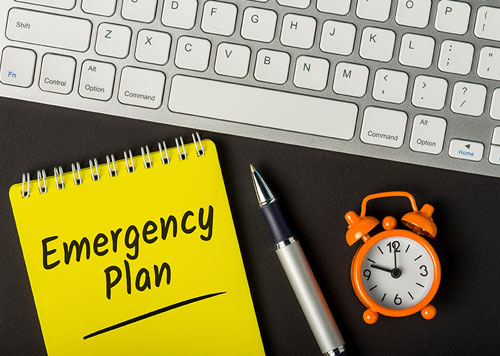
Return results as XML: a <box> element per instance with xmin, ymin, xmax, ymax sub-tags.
<box><xmin>276</xmin><ymin>238</ymin><xmax>345</xmax><ymax>355</ymax></box>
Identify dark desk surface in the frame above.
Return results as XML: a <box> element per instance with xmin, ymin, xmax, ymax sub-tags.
<box><xmin>1</xmin><ymin>97</ymin><xmax>500</xmax><ymax>356</ymax></box>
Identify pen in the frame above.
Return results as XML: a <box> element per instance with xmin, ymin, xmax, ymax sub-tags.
<box><xmin>250</xmin><ymin>165</ymin><xmax>347</xmax><ymax>356</ymax></box>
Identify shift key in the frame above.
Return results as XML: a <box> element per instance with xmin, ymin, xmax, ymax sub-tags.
<box><xmin>6</xmin><ymin>8</ymin><xmax>92</xmax><ymax>52</ymax></box>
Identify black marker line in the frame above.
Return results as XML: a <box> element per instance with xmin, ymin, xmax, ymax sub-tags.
<box><xmin>381</xmin><ymin>293</ymin><xmax>386</xmax><ymax>302</ymax></box>
<box><xmin>367</xmin><ymin>258</ymin><xmax>376</xmax><ymax>264</ymax></box>
<box><xmin>377</xmin><ymin>246</ymin><xmax>384</xmax><ymax>255</ymax></box>
<box><xmin>414</xmin><ymin>255</ymin><xmax>422</xmax><ymax>261</ymax></box>
<box><xmin>408</xmin><ymin>291</ymin><xmax>414</xmax><ymax>300</ymax></box>
<box><xmin>416</xmin><ymin>282</ymin><xmax>425</xmax><ymax>288</ymax></box>
<box><xmin>405</xmin><ymin>245</ymin><xmax>410</xmax><ymax>253</ymax></box>
<box><xmin>83</xmin><ymin>291</ymin><xmax>226</xmax><ymax>340</ymax></box>
<box><xmin>369</xmin><ymin>285</ymin><xmax>378</xmax><ymax>291</ymax></box>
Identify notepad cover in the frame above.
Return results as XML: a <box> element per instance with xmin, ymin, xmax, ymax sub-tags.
<box><xmin>9</xmin><ymin>140</ymin><xmax>265</xmax><ymax>356</ymax></box>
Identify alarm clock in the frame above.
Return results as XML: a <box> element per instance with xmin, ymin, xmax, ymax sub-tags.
<box><xmin>345</xmin><ymin>191</ymin><xmax>441</xmax><ymax>324</ymax></box>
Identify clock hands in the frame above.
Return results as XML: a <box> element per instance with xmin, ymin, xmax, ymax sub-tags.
<box><xmin>390</xmin><ymin>241</ymin><xmax>402</xmax><ymax>278</ymax></box>
<box><xmin>370</xmin><ymin>264</ymin><xmax>393</xmax><ymax>273</ymax></box>
<box><xmin>393</xmin><ymin>242</ymin><xmax>398</xmax><ymax>269</ymax></box>
<box><xmin>371</xmin><ymin>262</ymin><xmax>402</xmax><ymax>280</ymax></box>
<box><xmin>369</xmin><ymin>241</ymin><xmax>403</xmax><ymax>279</ymax></box>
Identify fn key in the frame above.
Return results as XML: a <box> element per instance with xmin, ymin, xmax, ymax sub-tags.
<box><xmin>0</xmin><ymin>47</ymin><xmax>36</xmax><ymax>88</ymax></box>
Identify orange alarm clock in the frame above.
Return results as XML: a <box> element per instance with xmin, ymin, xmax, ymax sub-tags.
<box><xmin>345</xmin><ymin>192</ymin><xmax>441</xmax><ymax>324</ymax></box>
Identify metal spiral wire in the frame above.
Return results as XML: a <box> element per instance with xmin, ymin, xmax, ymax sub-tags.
<box><xmin>20</xmin><ymin>132</ymin><xmax>204</xmax><ymax>197</ymax></box>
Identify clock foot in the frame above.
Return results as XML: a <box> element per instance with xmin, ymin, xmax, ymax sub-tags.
<box><xmin>363</xmin><ymin>309</ymin><xmax>378</xmax><ymax>324</ymax></box>
<box><xmin>421</xmin><ymin>304</ymin><xmax>437</xmax><ymax>320</ymax></box>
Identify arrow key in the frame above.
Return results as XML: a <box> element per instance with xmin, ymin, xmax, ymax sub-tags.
<box><xmin>449</xmin><ymin>139</ymin><xmax>484</xmax><ymax>161</ymax></box>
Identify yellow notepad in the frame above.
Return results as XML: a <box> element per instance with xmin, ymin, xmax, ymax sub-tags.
<box><xmin>9</xmin><ymin>138</ymin><xmax>265</xmax><ymax>356</ymax></box>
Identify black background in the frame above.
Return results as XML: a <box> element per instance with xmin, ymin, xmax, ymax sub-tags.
<box><xmin>1</xmin><ymin>97</ymin><xmax>500</xmax><ymax>355</ymax></box>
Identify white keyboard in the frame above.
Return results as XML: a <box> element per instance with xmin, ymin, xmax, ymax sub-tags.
<box><xmin>1</xmin><ymin>0</ymin><xmax>500</xmax><ymax>178</ymax></box>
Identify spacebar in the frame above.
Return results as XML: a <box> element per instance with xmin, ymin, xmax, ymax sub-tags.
<box><xmin>168</xmin><ymin>76</ymin><xmax>358</xmax><ymax>140</ymax></box>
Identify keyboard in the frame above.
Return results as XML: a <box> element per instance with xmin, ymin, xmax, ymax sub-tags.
<box><xmin>1</xmin><ymin>0</ymin><xmax>500</xmax><ymax>178</ymax></box>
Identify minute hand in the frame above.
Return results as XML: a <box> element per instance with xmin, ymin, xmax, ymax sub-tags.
<box><xmin>370</xmin><ymin>264</ymin><xmax>393</xmax><ymax>273</ymax></box>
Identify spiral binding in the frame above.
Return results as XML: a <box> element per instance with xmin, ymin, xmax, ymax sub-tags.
<box><xmin>20</xmin><ymin>133</ymin><xmax>205</xmax><ymax>198</ymax></box>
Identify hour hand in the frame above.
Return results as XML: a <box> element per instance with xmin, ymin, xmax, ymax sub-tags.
<box><xmin>370</xmin><ymin>264</ymin><xmax>393</xmax><ymax>273</ymax></box>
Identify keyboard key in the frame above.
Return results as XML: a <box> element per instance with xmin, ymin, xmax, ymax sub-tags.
<box><xmin>0</xmin><ymin>47</ymin><xmax>36</xmax><ymax>88</ymax></box>
<box><xmin>317</xmin><ymin>0</ymin><xmax>350</xmax><ymax>15</ymax></box>
<box><xmin>118</xmin><ymin>67</ymin><xmax>165</xmax><ymax>109</ymax></box>
<box><xmin>477</xmin><ymin>47</ymin><xmax>500</xmax><ymax>81</ymax></box>
<box><xmin>254</xmin><ymin>49</ymin><xmax>290</xmax><ymax>84</ymax></box>
<box><xmin>489</xmin><ymin>145</ymin><xmax>500</xmax><ymax>165</ymax></box>
<box><xmin>360</xmin><ymin>107</ymin><xmax>408</xmax><ymax>148</ymax></box>
<box><xmin>293</xmin><ymin>56</ymin><xmax>329</xmax><ymax>91</ymax></box>
<box><xmin>399</xmin><ymin>33</ymin><xmax>434</xmax><ymax>68</ymax></box>
<box><xmin>360</xmin><ymin>27</ymin><xmax>395</xmax><ymax>62</ymax></box>
<box><xmin>333</xmin><ymin>62</ymin><xmax>369</xmax><ymax>97</ymax></box>
<box><xmin>241</xmin><ymin>7</ymin><xmax>277</xmax><ymax>43</ymax></box>
<box><xmin>449</xmin><ymin>139</ymin><xmax>484</xmax><ymax>162</ymax></box>
<box><xmin>475</xmin><ymin>6</ymin><xmax>500</xmax><ymax>42</ymax></box>
<box><xmin>135</xmin><ymin>30</ymin><xmax>171</xmax><ymax>65</ymax></box>
<box><xmin>201</xmin><ymin>1</ymin><xmax>237</xmax><ymax>36</ymax></box>
<box><xmin>122</xmin><ymin>0</ymin><xmax>157</xmax><ymax>23</ymax></box>
<box><xmin>372</xmin><ymin>69</ymin><xmax>408</xmax><ymax>104</ymax></box>
<box><xmin>82</xmin><ymin>0</ymin><xmax>117</xmax><ymax>16</ymax></box>
<box><xmin>492</xmin><ymin>127</ymin><xmax>500</xmax><ymax>145</ymax></box>
<box><xmin>175</xmin><ymin>36</ymin><xmax>211</xmax><ymax>71</ymax></box>
<box><xmin>15</xmin><ymin>0</ymin><xmax>75</xmax><ymax>9</ymax></box>
<box><xmin>395</xmin><ymin>0</ymin><xmax>431</xmax><ymax>28</ymax></box>
<box><xmin>79</xmin><ymin>60</ymin><xmax>115</xmax><ymax>101</ymax></box>
<box><xmin>410</xmin><ymin>115</ymin><xmax>446</xmax><ymax>154</ymax></box>
<box><xmin>277</xmin><ymin>0</ymin><xmax>310</xmax><ymax>9</ymax></box>
<box><xmin>39</xmin><ymin>54</ymin><xmax>76</xmax><ymax>94</ymax></box>
<box><xmin>215</xmin><ymin>43</ymin><xmax>251</xmax><ymax>78</ymax></box>
<box><xmin>162</xmin><ymin>0</ymin><xmax>197</xmax><ymax>29</ymax></box>
<box><xmin>96</xmin><ymin>23</ymin><xmax>132</xmax><ymax>58</ymax></box>
<box><xmin>438</xmin><ymin>40</ymin><xmax>474</xmax><ymax>75</ymax></box>
<box><xmin>6</xmin><ymin>8</ymin><xmax>92</xmax><ymax>52</ymax></box>
<box><xmin>280</xmin><ymin>14</ymin><xmax>316</xmax><ymax>49</ymax></box>
<box><xmin>412</xmin><ymin>75</ymin><xmax>448</xmax><ymax>110</ymax></box>
<box><xmin>451</xmin><ymin>82</ymin><xmax>487</xmax><ymax>117</ymax></box>
<box><xmin>356</xmin><ymin>0</ymin><xmax>391</xmax><ymax>22</ymax></box>
<box><xmin>320</xmin><ymin>21</ymin><xmax>356</xmax><ymax>56</ymax></box>
<box><xmin>491</xmin><ymin>89</ymin><xmax>500</xmax><ymax>120</ymax></box>
<box><xmin>435</xmin><ymin>1</ymin><xmax>470</xmax><ymax>35</ymax></box>
<box><xmin>169</xmin><ymin>75</ymin><xmax>358</xmax><ymax>140</ymax></box>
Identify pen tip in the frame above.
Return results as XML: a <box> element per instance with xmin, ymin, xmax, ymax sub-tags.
<box><xmin>249</xmin><ymin>165</ymin><xmax>275</xmax><ymax>207</ymax></box>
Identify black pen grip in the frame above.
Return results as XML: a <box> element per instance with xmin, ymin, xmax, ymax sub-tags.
<box><xmin>259</xmin><ymin>202</ymin><xmax>293</xmax><ymax>244</ymax></box>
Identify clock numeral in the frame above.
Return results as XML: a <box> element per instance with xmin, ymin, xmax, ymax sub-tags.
<box><xmin>363</xmin><ymin>269</ymin><xmax>371</xmax><ymax>280</ymax></box>
<box><xmin>394</xmin><ymin>294</ymin><xmax>402</xmax><ymax>305</ymax></box>
<box><xmin>387</xmin><ymin>240</ymin><xmax>401</xmax><ymax>253</ymax></box>
<box><xmin>419</xmin><ymin>265</ymin><xmax>429</xmax><ymax>277</ymax></box>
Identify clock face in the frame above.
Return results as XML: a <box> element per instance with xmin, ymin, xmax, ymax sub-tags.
<box><xmin>360</xmin><ymin>235</ymin><xmax>435</xmax><ymax>310</ymax></box>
